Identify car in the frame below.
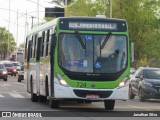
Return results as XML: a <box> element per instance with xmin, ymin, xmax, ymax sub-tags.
<box><xmin>129</xmin><ymin>67</ymin><xmax>160</xmax><ymax>102</ymax></box>
<box><xmin>1</xmin><ymin>61</ymin><xmax>17</xmax><ymax>76</ymax></box>
<box><xmin>0</xmin><ymin>62</ymin><xmax>8</xmax><ymax>81</ymax></box>
<box><xmin>11</xmin><ymin>61</ymin><xmax>21</xmax><ymax>72</ymax></box>
<box><xmin>17</xmin><ymin>64</ymin><xmax>24</xmax><ymax>82</ymax></box>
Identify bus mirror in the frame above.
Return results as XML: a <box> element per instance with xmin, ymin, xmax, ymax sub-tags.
<box><xmin>131</xmin><ymin>41</ymin><xmax>134</xmax><ymax>63</ymax></box>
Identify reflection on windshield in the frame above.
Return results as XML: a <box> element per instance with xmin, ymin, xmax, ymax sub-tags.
<box><xmin>59</xmin><ymin>33</ymin><xmax>127</xmax><ymax>73</ymax></box>
<box><xmin>144</xmin><ymin>70</ymin><xmax>160</xmax><ymax>79</ymax></box>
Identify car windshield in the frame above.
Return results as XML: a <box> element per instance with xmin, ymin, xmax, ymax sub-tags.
<box><xmin>13</xmin><ymin>63</ymin><xmax>20</xmax><ymax>66</ymax></box>
<box><xmin>143</xmin><ymin>69</ymin><xmax>160</xmax><ymax>79</ymax></box>
<box><xmin>4</xmin><ymin>63</ymin><xmax>14</xmax><ymax>67</ymax></box>
<box><xmin>59</xmin><ymin>33</ymin><xmax>127</xmax><ymax>73</ymax></box>
<box><xmin>0</xmin><ymin>64</ymin><xmax>5</xmax><ymax>69</ymax></box>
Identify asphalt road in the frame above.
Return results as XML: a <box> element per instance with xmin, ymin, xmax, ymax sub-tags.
<box><xmin>0</xmin><ymin>76</ymin><xmax>160</xmax><ymax>120</ymax></box>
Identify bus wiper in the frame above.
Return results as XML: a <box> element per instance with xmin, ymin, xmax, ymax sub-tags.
<box><xmin>100</xmin><ymin>32</ymin><xmax>112</xmax><ymax>49</ymax></box>
<box><xmin>75</xmin><ymin>31</ymin><xmax>86</xmax><ymax>49</ymax></box>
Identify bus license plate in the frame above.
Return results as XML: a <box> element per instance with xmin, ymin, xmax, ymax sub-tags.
<box><xmin>86</xmin><ymin>94</ymin><xmax>99</xmax><ymax>100</ymax></box>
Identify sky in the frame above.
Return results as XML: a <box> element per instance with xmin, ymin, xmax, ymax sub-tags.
<box><xmin>0</xmin><ymin>0</ymin><xmax>55</xmax><ymax>47</ymax></box>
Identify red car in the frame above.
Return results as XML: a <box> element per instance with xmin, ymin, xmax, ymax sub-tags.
<box><xmin>1</xmin><ymin>61</ymin><xmax>17</xmax><ymax>76</ymax></box>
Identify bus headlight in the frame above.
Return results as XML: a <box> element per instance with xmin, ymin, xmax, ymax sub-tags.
<box><xmin>56</xmin><ymin>73</ymin><xmax>69</xmax><ymax>87</ymax></box>
<box><xmin>117</xmin><ymin>77</ymin><xmax>129</xmax><ymax>89</ymax></box>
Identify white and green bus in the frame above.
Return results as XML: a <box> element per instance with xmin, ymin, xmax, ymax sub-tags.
<box><xmin>25</xmin><ymin>16</ymin><xmax>130</xmax><ymax>110</ymax></box>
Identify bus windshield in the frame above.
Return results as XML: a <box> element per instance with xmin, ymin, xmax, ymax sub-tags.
<box><xmin>59</xmin><ymin>33</ymin><xmax>127</xmax><ymax>73</ymax></box>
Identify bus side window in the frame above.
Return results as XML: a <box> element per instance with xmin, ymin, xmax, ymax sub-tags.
<box><xmin>45</xmin><ymin>29</ymin><xmax>50</xmax><ymax>57</ymax></box>
<box><xmin>41</xmin><ymin>31</ymin><xmax>45</xmax><ymax>57</ymax></box>
<box><xmin>30</xmin><ymin>36</ymin><xmax>33</xmax><ymax>58</ymax></box>
<box><xmin>25</xmin><ymin>38</ymin><xmax>28</xmax><ymax>59</ymax></box>
<box><xmin>36</xmin><ymin>37</ymin><xmax>42</xmax><ymax>61</ymax></box>
<box><xmin>27</xmin><ymin>40</ymin><xmax>32</xmax><ymax>62</ymax></box>
<box><xmin>33</xmin><ymin>34</ymin><xmax>37</xmax><ymax>58</ymax></box>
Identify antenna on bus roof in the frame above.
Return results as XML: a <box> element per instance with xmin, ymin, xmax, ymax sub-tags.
<box><xmin>96</xmin><ymin>15</ymin><xmax>106</xmax><ymax>18</ymax></box>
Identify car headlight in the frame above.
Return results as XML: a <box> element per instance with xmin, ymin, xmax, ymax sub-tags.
<box><xmin>117</xmin><ymin>77</ymin><xmax>129</xmax><ymax>89</ymax></box>
<box><xmin>56</xmin><ymin>73</ymin><xmax>69</xmax><ymax>87</ymax></box>
<box><xmin>2</xmin><ymin>71</ymin><xmax>7</xmax><ymax>74</ymax></box>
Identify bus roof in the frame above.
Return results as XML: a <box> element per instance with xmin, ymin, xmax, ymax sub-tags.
<box><xmin>26</xmin><ymin>17</ymin><xmax>127</xmax><ymax>37</ymax></box>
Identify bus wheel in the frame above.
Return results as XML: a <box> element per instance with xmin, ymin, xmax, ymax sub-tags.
<box><xmin>30</xmin><ymin>79</ymin><xmax>38</xmax><ymax>102</ymax></box>
<box><xmin>49</xmin><ymin>98</ymin><xmax>59</xmax><ymax>108</ymax></box>
<box><xmin>104</xmin><ymin>100</ymin><xmax>115</xmax><ymax>110</ymax></box>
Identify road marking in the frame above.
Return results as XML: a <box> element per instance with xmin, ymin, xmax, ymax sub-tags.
<box><xmin>128</xmin><ymin>105</ymin><xmax>152</xmax><ymax>111</ymax></box>
<box><xmin>14</xmin><ymin>82</ymin><xmax>25</xmax><ymax>86</ymax></box>
<box><xmin>9</xmin><ymin>93</ymin><xmax>25</xmax><ymax>98</ymax></box>
<box><xmin>0</xmin><ymin>94</ymin><xmax>4</xmax><ymax>97</ymax></box>
<box><xmin>3</xmin><ymin>84</ymin><xmax>11</xmax><ymax>87</ymax></box>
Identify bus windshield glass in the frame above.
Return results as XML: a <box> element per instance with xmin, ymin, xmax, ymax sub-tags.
<box><xmin>59</xmin><ymin>33</ymin><xmax>127</xmax><ymax>73</ymax></box>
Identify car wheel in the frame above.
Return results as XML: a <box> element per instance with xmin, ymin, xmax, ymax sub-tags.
<box><xmin>18</xmin><ymin>77</ymin><xmax>21</xmax><ymax>82</ymax></box>
<box><xmin>139</xmin><ymin>88</ymin><xmax>145</xmax><ymax>102</ymax></box>
<box><xmin>129</xmin><ymin>86</ymin><xmax>135</xmax><ymax>99</ymax></box>
<box><xmin>104</xmin><ymin>100</ymin><xmax>115</xmax><ymax>110</ymax></box>
<box><xmin>3</xmin><ymin>78</ymin><xmax>7</xmax><ymax>81</ymax></box>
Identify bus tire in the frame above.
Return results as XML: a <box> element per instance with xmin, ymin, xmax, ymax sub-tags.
<box><xmin>30</xmin><ymin>78</ymin><xmax>38</xmax><ymax>102</ymax></box>
<box><xmin>49</xmin><ymin>98</ymin><xmax>59</xmax><ymax>108</ymax></box>
<box><xmin>104</xmin><ymin>100</ymin><xmax>115</xmax><ymax>110</ymax></box>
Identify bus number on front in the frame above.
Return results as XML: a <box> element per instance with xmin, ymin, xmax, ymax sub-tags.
<box><xmin>77</xmin><ymin>82</ymin><xmax>86</xmax><ymax>88</ymax></box>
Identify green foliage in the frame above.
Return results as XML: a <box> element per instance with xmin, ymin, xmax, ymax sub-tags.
<box><xmin>66</xmin><ymin>0</ymin><xmax>160</xmax><ymax>67</ymax></box>
<box><xmin>0</xmin><ymin>27</ymin><xmax>15</xmax><ymax>59</ymax></box>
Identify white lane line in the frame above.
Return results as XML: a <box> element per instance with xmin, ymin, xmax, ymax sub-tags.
<box><xmin>3</xmin><ymin>84</ymin><xmax>11</xmax><ymax>87</ymax></box>
<box><xmin>0</xmin><ymin>94</ymin><xmax>4</xmax><ymax>97</ymax></box>
<box><xmin>128</xmin><ymin>105</ymin><xmax>152</xmax><ymax>111</ymax></box>
<box><xmin>9</xmin><ymin>93</ymin><xmax>25</xmax><ymax>98</ymax></box>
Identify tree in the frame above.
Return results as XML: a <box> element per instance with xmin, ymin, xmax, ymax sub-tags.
<box><xmin>0</xmin><ymin>27</ymin><xmax>16</xmax><ymax>60</ymax></box>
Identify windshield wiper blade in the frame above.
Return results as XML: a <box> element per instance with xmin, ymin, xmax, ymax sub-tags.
<box><xmin>100</xmin><ymin>32</ymin><xmax>112</xmax><ymax>49</ymax></box>
<box><xmin>75</xmin><ymin>31</ymin><xmax>86</xmax><ymax>49</ymax></box>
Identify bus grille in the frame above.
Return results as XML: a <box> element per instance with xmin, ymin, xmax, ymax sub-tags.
<box><xmin>73</xmin><ymin>90</ymin><xmax>113</xmax><ymax>98</ymax></box>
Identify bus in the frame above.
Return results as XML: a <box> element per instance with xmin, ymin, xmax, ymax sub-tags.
<box><xmin>25</xmin><ymin>16</ymin><xmax>130</xmax><ymax>110</ymax></box>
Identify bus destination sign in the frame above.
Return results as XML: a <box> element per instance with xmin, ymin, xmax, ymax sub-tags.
<box><xmin>68</xmin><ymin>22</ymin><xmax>117</xmax><ymax>30</ymax></box>
<box><xmin>59</xmin><ymin>18</ymin><xmax>127</xmax><ymax>32</ymax></box>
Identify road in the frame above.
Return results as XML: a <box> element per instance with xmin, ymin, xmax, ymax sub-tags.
<box><xmin>0</xmin><ymin>76</ymin><xmax>160</xmax><ymax>119</ymax></box>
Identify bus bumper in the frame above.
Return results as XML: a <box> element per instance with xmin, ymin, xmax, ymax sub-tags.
<box><xmin>54</xmin><ymin>81</ymin><xmax>129</xmax><ymax>100</ymax></box>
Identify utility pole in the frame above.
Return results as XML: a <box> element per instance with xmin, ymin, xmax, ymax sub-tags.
<box><xmin>30</xmin><ymin>16</ymin><xmax>36</xmax><ymax>29</ymax></box>
<box><xmin>110</xmin><ymin>0</ymin><xmax>112</xmax><ymax>18</ymax></box>
<box><xmin>24</xmin><ymin>10</ymin><xmax>28</xmax><ymax>43</ymax></box>
<box><xmin>37</xmin><ymin>0</ymin><xmax>39</xmax><ymax>25</ymax></box>
<box><xmin>16</xmin><ymin>9</ymin><xmax>19</xmax><ymax>61</ymax></box>
<box><xmin>7</xmin><ymin>0</ymin><xmax>11</xmax><ymax>58</ymax></box>
<box><xmin>64</xmin><ymin>0</ymin><xmax>67</xmax><ymax>6</ymax></box>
